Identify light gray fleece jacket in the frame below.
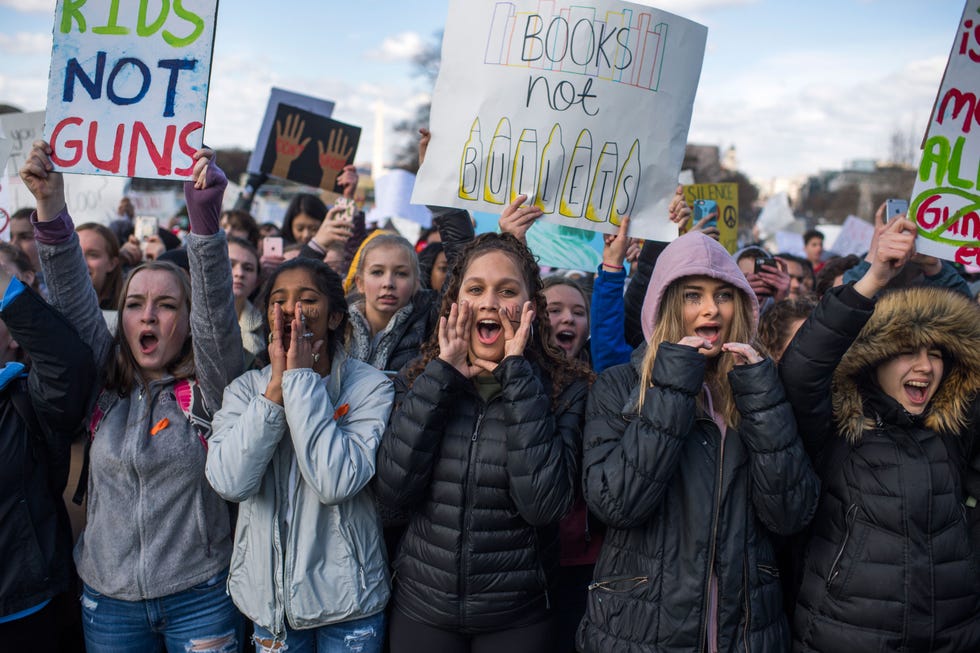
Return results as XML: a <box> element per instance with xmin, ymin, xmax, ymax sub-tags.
<box><xmin>206</xmin><ymin>351</ymin><xmax>393</xmax><ymax>635</ymax></box>
<box><xmin>37</xmin><ymin>216</ymin><xmax>243</xmax><ymax>600</ymax></box>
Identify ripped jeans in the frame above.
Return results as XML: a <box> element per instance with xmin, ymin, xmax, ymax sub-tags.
<box><xmin>80</xmin><ymin>571</ymin><xmax>244</xmax><ymax>653</ymax></box>
<box><xmin>252</xmin><ymin>611</ymin><xmax>385</xmax><ymax>653</ymax></box>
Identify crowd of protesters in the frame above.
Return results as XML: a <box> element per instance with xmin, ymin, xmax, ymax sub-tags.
<box><xmin>2</xmin><ymin>126</ymin><xmax>979</xmax><ymax>653</ymax></box>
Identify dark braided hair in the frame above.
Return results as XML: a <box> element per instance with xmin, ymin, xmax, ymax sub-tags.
<box><xmin>406</xmin><ymin>233</ymin><xmax>593</xmax><ymax>403</ymax></box>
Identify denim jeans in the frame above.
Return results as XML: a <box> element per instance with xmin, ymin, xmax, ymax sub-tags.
<box><xmin>252</xmin><ymin>611</ymin><xmax>385</xmax><ymax>653</ymax></box>
<box><xmin>80</xmin><ymin>571</ymin><xmax>243</xmax><ymax>653</ymax></box>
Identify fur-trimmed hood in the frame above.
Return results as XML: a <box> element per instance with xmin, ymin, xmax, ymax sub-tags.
<box><xmin>832</xmin><ymin>287</ymin><xmax>980</xmax><ymax>442</ymax></box>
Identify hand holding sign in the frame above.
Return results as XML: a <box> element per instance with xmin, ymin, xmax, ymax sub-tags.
<box><xmin>317</xmin><ymin>130</ymin><xmax>355</xmax><ymax>191</ymax></box>
<box><xmin>854</xmin><ymin>216</ymin><xmax>918</xmax><ymax>298</ymax></box>
<box><xmin>19</xmin><ymin>140</ymin><xmax>66</xmax><ymax>221</ymax></box>
<box><xmin>272</xmin><ymin>114</ymin><xmax>311</xmax><ymax>179</ymax></box>
<box><xmin>499</xmin><ymin>194</ymin><xmax>543</xmax><ymax>244</ymax></box>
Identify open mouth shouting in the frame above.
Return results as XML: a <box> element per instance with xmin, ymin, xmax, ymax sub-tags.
<box><xmin>694</xmin><ymin>324</ymin><xmax>722</xmax><ymax>347</ymax></box>
<box><xmin>138</xmin><ymin>330</ymin><xmax>159</xmax><ymax>355</ymax></box>
<box><xmin>903</xmin><ymin>379</ymin><xmax>933</xmax><ymax>407</ymax></box>
<box><xmin>476</xmin><ymin>318</ymin><xmax>502</xmax><ymax>345</ymax></box>
<box><xmin>555</xmin><ymin>329</ymin><xmax>577</xmax><ymax>351</ymax></box>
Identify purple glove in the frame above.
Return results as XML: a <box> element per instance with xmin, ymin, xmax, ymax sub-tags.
<box><xmin>184</xmin><ymin>160</ymin><xmax>228</xmax><ymax>236</ymax></box>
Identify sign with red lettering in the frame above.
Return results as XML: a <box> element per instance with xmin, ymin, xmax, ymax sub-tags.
<box><xmin>910</xmin><ymin>0</ymin><xmax>980</xmax><ymax>262</ymax></box>
<box><xmin>43</xmin><ymin>0</ymin><xmax>219</xmax><ymax>180</ymax></box>
<box><xmin>412</xmin><ymin>0</ymin><xmax>707</xmax><ymax>241</ymax></box>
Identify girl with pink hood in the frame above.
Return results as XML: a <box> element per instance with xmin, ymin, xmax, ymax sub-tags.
<box><xmin>577</xmin><ymin>232</ymin><xmax>819</xmax><ymax>653</ymax></box>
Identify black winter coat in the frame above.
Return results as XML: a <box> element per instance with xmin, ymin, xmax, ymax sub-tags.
<box><xmin>781</xmin><ymin>285</ymin><xmax>980</xmax><ymax>652</ymax></box>
<box><xmin>375</xmin><ymin>356</ymin><xmax>588</xmax><ymax>634</ymax></box>
<box><xmin>0</xmin><ymin>284</ymin><xmax>96</xmax><ymax>617</ymax></box>
<box><xmin>578</xmin><ymin>343</ymin><xmax>819</xmax><ymax>653</ymax></box>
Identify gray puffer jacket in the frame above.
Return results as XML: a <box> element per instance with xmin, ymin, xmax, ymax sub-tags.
<box><xmin>38</xmin><ymin>217</ymin><xmax>243</xmax><ymax>600</ymax></box>
<box><xmin>206</xmin><ymin>351</ymin><xmax>394</xmax><ymax>635</ymax></box>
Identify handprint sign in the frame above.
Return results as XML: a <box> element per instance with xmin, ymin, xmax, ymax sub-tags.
<box><xmin>317</xmin><ymin>128</ymin><xmax>356</xmax><ymax>191</ymax></box>
<box><xmin>271</xmin><ymin>113</ymin><xmax>311</xmax><ymax>178</ymax></box>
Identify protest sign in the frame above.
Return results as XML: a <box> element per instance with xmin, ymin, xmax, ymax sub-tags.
<box><xmin>44</xmin><ymin>0</ymin><xmax>219</xmax><ymax>180</ymax></box>
<box><xmin>831</xmin><ymin>215</ymin><xmax>876</xmax><ymax>258</ymax></box>
<box><xmin>909</xmin><ymin>0</ymin><xmax>980</xmax><ymax>263</ymax></box>
<box><xmin>258</xmin><ymin>105</ymin><xmax>360</xmax><ymax>194</ymax></box>
<box><xmin>682</xmin><ymin>183</ymin><xmax>738</xmax><ymax>252</ymax></box>
<box><xmin>1</xmin><ymin>110</ymin><xmax>126</xmax><ymax>225</ymax></box>
<box><xmin>413</xmin><ymin>0</ymin><xmax>707</xmax><ymax>242</ymax></box>
<box><xmin>1</xmin><ymin>111</ymin><xmax>46</xmax><ymax>181</ymax></box>
<box><xmin>369</xmin><ymin>169</ymin><xmax>432</xmax><ymax>228</ymax></box>
<box><xmin>0</xmin><ymin>136</ymin><xmax>12</xmax><ymax>240</ymax></box>
<box><xmin>246</xmin><ymin>88</ymin><xmax>335</xmax><ymax>174</ymax></box>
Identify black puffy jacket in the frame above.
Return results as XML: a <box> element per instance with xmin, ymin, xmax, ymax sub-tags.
<box><xmin>0</xmin><ymin>284</ymin><xmax>96</xmax><ymax>617</ymax></box>
<box><xmin>578</xmin><ymin>343</ymin><xmax>819</xmax><ymax>653</ymax></box>
<box><xmin>375</xmin><ymin>356</ymin><xmax>588</xmax><ymax>634</ymax></box>
<box><xmin>781</xmin><ymin>285</ymin><xmax>980</xmax><ymax>652</ymax></box>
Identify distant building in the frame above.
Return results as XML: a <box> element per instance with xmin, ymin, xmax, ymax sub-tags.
<box><xmin>796</xmin><ymin>161</ymin><xmax>916</xmax><ymax>225</ymax></box>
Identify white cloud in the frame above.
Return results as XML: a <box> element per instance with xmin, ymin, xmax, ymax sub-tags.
<box><xmin>0</xmin><ymin>72</ymin><xmax>49</xmax><ymax>112</ymax></box>
<box><xmin>652</xmin><ymin>0</ymin><xmax>757</xmax><ymax>14</ymax></box>
<box><xmin>688</xmin><ymin>54</ymin><xmax>947</xmax><ymax>181</ymax></box>
<box><xmin>0</xmin><ymin>0</ymin><xmax>54</xmax><ymax>11</ymax></box>
<box><xmin>0</xmin><ymin>32</ymin><xmax>51</xmax><ymax>55</ymax></box>
<box><xmin>365</xmin><ymin>32</ymin><xmax>426</xmax><ymax>63</ymax></box>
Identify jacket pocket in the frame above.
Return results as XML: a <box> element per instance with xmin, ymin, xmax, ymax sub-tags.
<box><xmin>826</xmin><ymin>504</ymin><xmax>859</xmax><ymax>596</ymax></box>
<box><xmin>343</xmin><ymin>520</ymin><xmax>367</xmax><ymax>591</ymax></box>
<box><xmin>588</xmin><ymin>575</ymin><xmax>650</xmax><ymax>593</ymax></box>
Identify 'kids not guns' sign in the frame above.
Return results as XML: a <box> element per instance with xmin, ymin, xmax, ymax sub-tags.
<box><xmin>911</xmin><ymin>0</ymin><xmax>980</xmax><ymax>263</ymax></box>
<box><xmin>413</xmin><ymin>0</ymin><xmax>707</xmax><ymax>242</ymax></box>
<box><xmin>44</xmin><ymin>0</ymin><xmax>219</xmax><ymax>180</ymax></box>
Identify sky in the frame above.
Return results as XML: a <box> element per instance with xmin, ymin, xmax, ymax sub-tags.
<box><xmin>0</xmin><ymin>0</ymin><xmax>968</xmax><ymax>185</ymax></box>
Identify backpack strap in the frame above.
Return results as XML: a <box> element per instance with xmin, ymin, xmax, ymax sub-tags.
<box><xmin>73</xmin><ymin>388</ymin><xmax>119</xmax><ymax>505</ymax></box>
<box><xmin>175</xmin><ymin>378</ymin><xmax>212</xmax><ymax>449</ymax></box>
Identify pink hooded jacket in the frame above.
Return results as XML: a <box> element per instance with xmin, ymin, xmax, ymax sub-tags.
<box><xmin>639</xmin><ymin>232</ymin><xmax>759</xmax><ymax>343</ymax></box>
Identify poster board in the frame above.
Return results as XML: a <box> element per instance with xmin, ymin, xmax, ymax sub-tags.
<box><xmin>1</xmin><ymin>110</ymin><xmax>126</xmax><ymax>226</ymax></box>
<box><xmin>44</xmin><ymin>0</ymin><xmax>219</xmax><ymax>180</ymax></box>
<box><xmin>413</xmin><ymin>0</ymin><xmax>707</xmax><ymax>242</ymax></box>
<box><xmin>257</xmin><ymin>105</ymin><xmax>360</xmax><ymax>194</ymax></box>
<box><xmin>369</xmin><ymin>169</ymin><xmax>432</xmax><ymax>228</ymax></box>
<box><xmin>681</xmin><ymin>182</ymin><xmax>738</xmax><ymax>252</ymax></box>
<box><xmin>246</xmin><ymin>88</ymin><xmax>335</xmax><ymax>174</ymax></box>
<box><xmin>830</xmin><ymin>215</ymin><xmax>876</xmax><ymax>258</ymax></box>
<box><xmin>909</xmin><ymin>0</ymin><xmax>980</xmax><ymax>264</ymax></box>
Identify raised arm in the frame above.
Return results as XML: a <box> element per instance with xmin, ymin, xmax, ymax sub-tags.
<box><xmin>591</xmin><ymin>216</ymin><xmax>632</xmax><ymax>372</ymax></box>
<box><xmin>183</xmin><ymin>150</ymin><xmax>244</xmax><ymax>415</ymax></box>
<box><xmin>781</xmin><ymin>216</ymin><xmax>917</xmax><ymax>459</ymax></box>
<box><xmin>21</xmin><ymin>140</ymin><xmax>111</xmax><ymax>372</ymax></box>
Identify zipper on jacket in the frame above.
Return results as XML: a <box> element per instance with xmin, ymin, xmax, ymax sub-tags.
<box><xmin>271</xmin><ymin>455</ymin><xmax>286</xmax><ymax>635</ymax></box>
<box><xmin>697</xmin><ymin>418</ymin><xmax>725</xmax><ymax>653</ymax></box>
<box><xmin>908</xmin><ymin>433</ymin><xmax>936</xmax><ymax>651</ymax></box>
<box><xmin>460</xmin><ymin>406</ymin><xmax>486</xmax><ymax>628</ymax></box>
<box><xmin>742</xmin><ymin>555</ymin><xmax>751</xmax><ymax>653</ymax></box>
<box><xmin>826</xmin><ymin>504</ymin><xmax>858</xmax><ymax>589</ymax></box>
<box><xmin>344</xmin><ymin>520</ymin><xmax>368</xmax><ymax>590</ymax></box>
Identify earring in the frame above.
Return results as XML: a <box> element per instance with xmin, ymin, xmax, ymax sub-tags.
<box><xmin>313</xmin><ymin>353</ymin><xmax>321</xmax><ymax>364</ymax></box>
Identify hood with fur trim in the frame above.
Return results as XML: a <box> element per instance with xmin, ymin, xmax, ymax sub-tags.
<box><xmin>640</xmin><ymin>232</ymin><xmax>758</xmax><ymax>343</ymax></box>
<box><xmin>832</xmin><ymin>287</ymin><xmax>980</xmax><ymax>442</ymax></box>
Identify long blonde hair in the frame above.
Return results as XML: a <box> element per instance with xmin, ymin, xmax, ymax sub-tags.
<box><xmin>637</xmin><ymin>278</ymin><xmax>757</xmax><ymax>428</ymax></box>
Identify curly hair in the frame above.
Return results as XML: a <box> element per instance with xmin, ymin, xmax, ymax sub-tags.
<box><xmin>758</xmin><ymin>295</ymin><xmax>817</xmax><ymax>362</ymax></box>
<box><xmin>405</xmin><ymin>233</ymin><xmax>593</xmax><ymax>402</ymax></box>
